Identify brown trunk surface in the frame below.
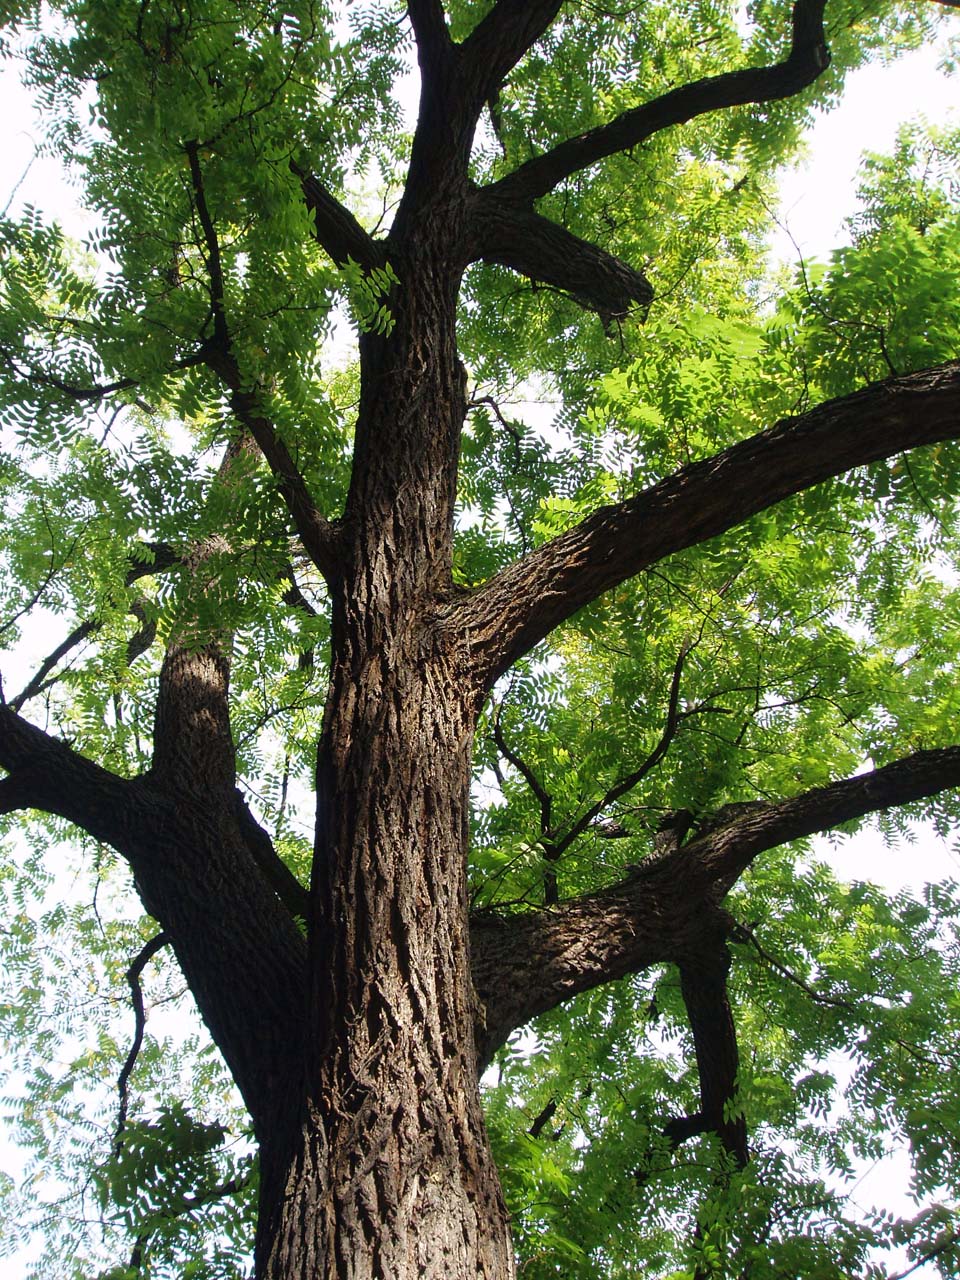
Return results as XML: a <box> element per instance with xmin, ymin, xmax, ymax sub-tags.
<box><xmin>253</xmin><ymin>196</ymin><xmax>513</xmax><ymax>1276</ymax></box>
<box><xmin>255</xmin><ymin>632</ymin><xmax>511</xmax><ymax>1278</ymax></box>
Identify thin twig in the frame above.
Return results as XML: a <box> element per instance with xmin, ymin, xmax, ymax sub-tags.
<box><xmin>114</xmin><ymin>933</ymin><xmax>170</xmax><ymax>1155</ymax></box>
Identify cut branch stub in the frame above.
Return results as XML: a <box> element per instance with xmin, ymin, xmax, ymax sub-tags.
<box><xmin>468</xmin><ymin>196</ymin><xmax>653</xmax><ymax>323</ymax></box>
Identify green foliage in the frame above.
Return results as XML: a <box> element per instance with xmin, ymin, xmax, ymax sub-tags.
<box><xmin>1</xmin><ymin>0</ymin><xmax>960</xmax><ymax>1276</ymax></box>
<box><xmin>469</xmin><ymin>116</ymin><xmax>960</xmax><ymax>1277</ymax></box>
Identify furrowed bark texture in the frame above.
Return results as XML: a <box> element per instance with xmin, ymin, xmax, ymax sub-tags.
<box><xmin>254</xmin><ymin>113</ymin><xmax>512</xmax><ymax>1275</ymax></box>
<box><xmin>258</xmin><ymin>642</ymin><xmax>510</xmax><ymax>1277</ymax></box>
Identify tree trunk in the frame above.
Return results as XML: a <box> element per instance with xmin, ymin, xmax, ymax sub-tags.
<box><xmin>252</xmin><ymin>216</ymin><xmax>513</xmax><ymax>1274</ymax></box>
<box><xmin>255</xmin><ymin>640</ymin><xmax>512</xmax><ymax>1278</ymax></box>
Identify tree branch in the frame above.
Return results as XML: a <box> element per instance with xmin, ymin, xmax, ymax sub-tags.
<box><xmin>455</xmin><ymin>359</ymin><xmax>960</xmax><ymax>689</ymax></box>
<box><xmin>114</xmin><ymin>932</ymin><xmax>171</xmax><ymax>1155</ymax></box>
<box><xmin>471</xmin><ymin>849</ymin><xmax>716</xmax><ymax>1066</ymax></box>
<box><xmin>492</xmin><ymin>701</ymin><xmax>559</xmax><ymax>900</ymax></box>
<box><xmin>471</xmin><ymin>743</ymin><xmax>960</xmax><ymax>1062</ymax></box>
<box><xmin>467</xmin><ymin>197</ymin><xmax>653</xmax><ymax>322</ymax></box>
<box><xmin>292</xmin><ymin>163</ymin><xmax>386</xmax><ymax>271</ymax></box>
<box><xmin>233</xmin><ymin>788</ymin><xmax>310</xmax><ymax>918</ymax></box>
<box><xmin>185</xmin><ymin>141</ymin><xmax>228</xmax><ymax>348</ymax></box>
<box><xmin>886</xmin><ymin>1226</ymin><xmax>960</xmax><ymax>1280</ymax></box>
<box><xmin>678</xmin><ymin>941</ymin><xmax>748</xmax><ymax>1167</ymax></box>
<box><xmin>9</xmin><ymin>618</ymin><xmax>100</xmax><ymax>711</ymax></box>
<box><xmin>459</xmin><ymin>0</ymin><xmax>564</xmax><ymax>103</ymax></box>
<box><xmin>488</xmin><ymin>0</ymin><xmax>829</xmax><ymax>205</ymax></box>
<box><xmin>692</xmin><ymin>744</ymin><xmax>960</xmax><ymax>893</ymax></box>
<box><xmin>0</xmin><ymin>681</ymin><xmax>308</xmax><ymax>1139</ymax></box>
<box><xmin>123</xmin><ymin>1167</ymin><xmax>254</xmax><ymax>1274</ymax></box>
<box><xmin>184</xmin><ymin>145</ymin><xmax>342</xmax><ymax>583</ymax></box>
<box><xmin>547</xmin><ymin>641</ymin><xmax>691</xmax><ymax>862</ymax></box>
<box><xmin>9</xmin><ymin>543</ymin><xmax>178</xmax><ymax>712</ymax></box>
<box><xmin>728</xmin><ymin>917</ymin><xmax>853</xmax><ymax>1011</ymax></box>
<box><xmin>0</xmin><ymin>701</ymin><xmax>141</xmax><ymax>844</ymax></box>
<box><xmin>0</xmin><ymin>346</ymin><xmax>204</xmax><ymax>413</ymax></box>
<box><xmin>225</xmin><ymin>379</ymin><xmax>343</xmax><ymax>583</ymax></box>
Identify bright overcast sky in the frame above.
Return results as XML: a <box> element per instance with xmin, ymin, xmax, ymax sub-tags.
<box><xmin>772</xmin><ymin>39</ymin><xmax>960</xmax><ymax>265</ymax></box>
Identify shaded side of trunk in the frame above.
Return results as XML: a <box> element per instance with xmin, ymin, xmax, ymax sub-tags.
<box><xmin>255</xmin><ymin>633</ymin><xmax>511</xmax><ymax>1279</ymax></box>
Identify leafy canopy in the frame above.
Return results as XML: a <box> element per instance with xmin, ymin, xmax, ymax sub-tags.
<box><xmin>0</xmin><ymin>1</ymin><xmax>959</xmax><ymax>1277</ymax></box>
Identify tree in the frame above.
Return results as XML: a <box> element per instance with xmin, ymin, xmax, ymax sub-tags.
<box><xmin>2</xmin><ymin>0</ymin><xmax>960</xmax><ymax>1275</ymax></box>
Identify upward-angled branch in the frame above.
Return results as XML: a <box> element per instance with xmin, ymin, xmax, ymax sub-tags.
<box><xmin>234</xmin><ymin>788</ymin><xmax>310</xmax><ymax>918</ymax></box>
<box><xmin>292</xmin><ymin>164</ymin><xmax>386</xmax><ymax>272</ymax></box>
<box><xmin>407</xmin><ymin>0</ymin><xmax>453</xmax><ymax>66</ymax></box>
<box><xmin>459</xmin><ymin>0</ymin><xmax>564</xmax><ymax>103</ymax></box>
<box><xmin>224</xmin><ymin>377</ymin><xmax>343</xmax><ymax>583</ymax></box>
<box><xmin>184</xmin><ymin>144</ymin><xmax>342</xmax><ymax>582</ymax></box>
<box><xmin>547</xmin><ymin>641</ymin><xmax>690</xmax><ymax>862</ymax></box>
<box><xmin>454</xmin><ymin>360</ymin><xmax>960</xmax><ymax>690</ymax></box>
<box><xmin>9</xmin><ymin>542</ymin><xmax>179</xmax><ymax>711</ymax></box>
<box><xmin>489</xmin><ymin>0</ymin><xmax>829</xmax><ymax>204</ymax></box>
<box><xmin>693</xmin><ymin>743</ymin><xmax>960</xmax><ymax>892</ymax></box>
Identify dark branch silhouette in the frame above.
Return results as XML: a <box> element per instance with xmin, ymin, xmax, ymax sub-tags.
<box><xmin>487</xmin><ymin>0</ymin><xmax>829</xmax><ymax>204</ymax></box>
<box><xmin>456</xmin><ymin>360</ymin><xmax>960</xmax><ymax>687</ymax></box>
<box><xmin>114</xmin><ymin>932</ymin><xmax>171</xmax><ymax>1154</ymax></box>
<box><xmin>472</xmin><ymin>744</ymin><xmax>960</xmax><ymax>1061</ymax></box>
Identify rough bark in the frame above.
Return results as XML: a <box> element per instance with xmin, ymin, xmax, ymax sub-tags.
<box><xmin>466</xmin><ymin>197</ymin><xmax>654</xmax><ymax>323</ymax></box>
<box><xmin>252</xmin><ymin>124</ymin><xmax>513</xmax><ymax>1274</ymax></box>
<box><xmin>256</xmin><ymin>641</ymin><xmax>511</xmax><ymax>1278</ymax></box>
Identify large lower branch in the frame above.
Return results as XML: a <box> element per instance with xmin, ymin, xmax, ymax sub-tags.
<box><xmin>470</xmin><ymin>851</ymin><xmax>716</xmax><ymax>1066</ymax></box>
<box><xmin>1</xmin><ymin>681</ymin><xmax>307</xmax><ymax>1143</ymax></box>
<box><xmin>471</xmin><ymin>743</ymin><xmax>960</xmax><ymax>1060</ymax></box>
<box><xmin>467</xmin><ymin>197</ymin><xmax>653</xmax><ymax>323</ymax></box>
<box><xmin>0</xmin><ymin>702</ymin><xmax>142</xmax><ymax>844</ymax></box>
<box><xmin>455</xmin><ymin>360</ymin><xmax>960</xmax><ymax>687</ymax></box>
<box><xmin>489</xmin><ymin>0</ymin><xmax>828</xmax><ymax>204</ymax></box>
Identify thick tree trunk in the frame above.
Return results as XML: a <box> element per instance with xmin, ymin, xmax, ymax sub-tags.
<box><xmin>252</xmin><ymin>207</ymin><xmax>513</xmax><ymax>1275</ymax></box>
<box><xmin>255</xmin><ymin>645</ymin><xmax>512</xmax><ymax>1278</ymax></box>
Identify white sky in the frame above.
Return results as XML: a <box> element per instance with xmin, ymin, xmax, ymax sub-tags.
<box><xmin>771</xmin><ymin>41</ymin><xmax>960</xmax><ymax>266</ymax></box>
<box><xmin>1</xmin><ymin>15</ymin><xmax>959</xmax><ymax>1280</ymax></box>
